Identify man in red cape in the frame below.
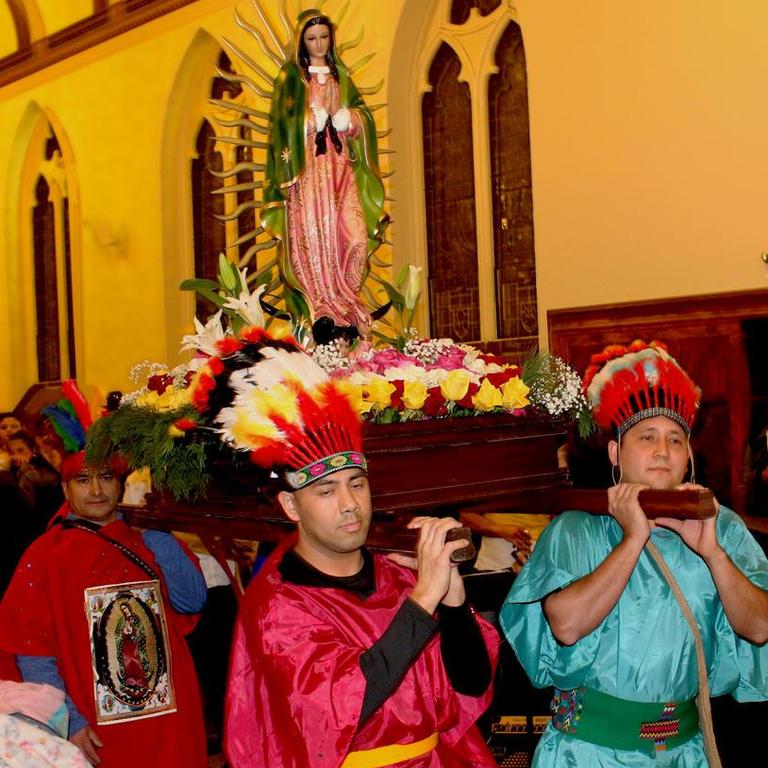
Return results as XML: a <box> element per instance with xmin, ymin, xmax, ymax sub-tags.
<box><xmin>219</xmin><ymin>335</ymin><xmax>499</xmax><ymax>768</ymax></box>
<box><xmin>0</xmin><ymin>447</ymin><xmax>208</xmax><ymax>767</ymax></box>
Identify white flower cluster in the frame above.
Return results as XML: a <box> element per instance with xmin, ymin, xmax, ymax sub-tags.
<box><xmin>311</xmin><ymin>339</ymin><xmax>351</xmax><ymax>373</ymax></box>
<box><xmin>128</xmin><ymin>360</ymin><xmax>170</xmax><ymax>385</ymax></box>
<box><xmin>403</xmin><ymin>336</ymin><xmax>455</xmax><ymax>365</ymax></box>
<box><xmin>123</xmin><ymin>362</ymin><xmax>193</xmax><ymax>405</ymax></box>
<box><xmin>528</xmin><ymin>357</ymin><xmax>588</xmax><ymax>418</ymax></box>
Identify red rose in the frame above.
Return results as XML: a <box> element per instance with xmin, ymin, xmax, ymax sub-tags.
<box><xmin>147</xmin><ymin>374</ymin><xmax>173</xmax><ymax>394</ymax></box>
<box><xmin>422</xmin><ymin>387</ymin><xmax>448</xmax><ymax>417</ymax></box>
<box><xmin>456</xmin><ymin>382</ymin><xmax>479</xmax><ymax>409</ymax></box>
<box><xmin>486</xmin><ymin>370</ymin><xmax>515</xmax><ymax>388</ymax></box>
<box><xmin>390</xmin><ymin>379</ymin><xmax>405</xmax><ymax>410</ymax></box>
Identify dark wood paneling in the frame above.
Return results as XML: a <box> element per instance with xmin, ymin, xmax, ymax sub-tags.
<box><xmin>192</xmin><ymin>120</ymin><xmax>225</xmax><ymax>319</ymax></box>
<box><xmin>32</xmin><ymin>176</ymin><xmax>60</xmax><ymax>382</ymax></box>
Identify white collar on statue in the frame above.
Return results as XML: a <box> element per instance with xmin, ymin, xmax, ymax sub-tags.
<box><xmin>308</xmin><ymin>65</ymin><xmax>331</xmax><ymax>84</ymax></box>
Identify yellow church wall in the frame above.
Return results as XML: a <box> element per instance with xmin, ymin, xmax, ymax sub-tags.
<box><xmin>513</xmin><ymin>0</ymin><xmax>768</xmax><ymax>335</ymax></box>
<box><xmin>1</xmin><ymin>0</ymin><xmax>765</xmax><ymax>411</ymax></box>
<box><xmin>0</xmin><ymin>0</ymin><xmax>404</xmax><ymax>410</ymax></box>
<box><xmin>0</xmin><ymin>4</ymin><xmax>16</xmax><ymax>58</ymax></box>
<box><xmin>39</xmin><ymin>1</ymin><xmax>94</xmax><ymax>37</ymax></box>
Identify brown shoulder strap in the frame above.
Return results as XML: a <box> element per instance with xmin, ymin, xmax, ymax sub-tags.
<box><xmin>645</xmin><ymin>540</ymin><xmax>722</xmax><ymax>768</ymax></box>
<box><xmin>57</xmin><ymin>518</ymin><xmax>159</xmax><ymax>581</ymax></box>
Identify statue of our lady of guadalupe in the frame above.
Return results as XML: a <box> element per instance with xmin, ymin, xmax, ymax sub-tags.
<box><xmin>261</xmin><ymin>10</ymin><xmax>388</xmax><ymax>342</ymax></box>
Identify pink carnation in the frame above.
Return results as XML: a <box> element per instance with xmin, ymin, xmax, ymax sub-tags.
<box><xmin>353</xmin><ymin>348</ymin><xmax>415</xmax><ymax>375</ymax></box>
<box><xmin>429</xmin><ymin>346</ymin><xmax>466</xmax><ymax>371</ymax></box>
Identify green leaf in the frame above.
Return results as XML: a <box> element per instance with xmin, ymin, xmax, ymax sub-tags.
<box><xmin>284</xmin><ymin>288</ymin><xmax>311</xmax><ymax>322</ymax></box>
<box><xmin>368</xmin><ymin>273</ymin><xmax>405</xmax><ymax>311</ymax></box>
<box><xmin>371</xmin><ymin>330</ymin><xmax>397</xmax><ymax>345</ymax></box>
<box><xmin>180</xmin><ymin>278</ymin><xmax>219</xmax><ymax>292</ymax></box>
<box><xmin>195</xmin><ymin>288</ymin><xmax>227</xmax><ymax>308</ymax></box>
<box><xmin>395</xmin><ymin>264</ymin><xmax>409</xmax><ymax>288</ymax></box>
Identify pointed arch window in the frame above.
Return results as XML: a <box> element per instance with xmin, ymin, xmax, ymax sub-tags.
<box><xmin>191</xmin><ymin>119</ymin><xmax>225</xmax><ymax>319</ymax></box>
<box><xmin>422</xmin><ymin>43</ymin><xmax>480</xmax><ymax>342</ymax></box>
<box><xmin>190</xmin><ymin>51</ymin><xmax>245</xmax><ymax>318</ymax></box>
<box><xmin>418</xmin><ymin>4</ymin><xmax>536</xmax><ymax>353</ymax></box>
<box><xmin>30</xmin><ymin>130</ymin><xmax>75</xmax><ymax>381</ymax></box>
<box><xmin>489</xmin><ymin>20</ymin><xmax>537</xmax><ymax>354</ymax></box>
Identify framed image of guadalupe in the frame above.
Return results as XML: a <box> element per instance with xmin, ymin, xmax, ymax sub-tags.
<box><xmin>84</xmin><ymin>579</ymin><xmax>176</xmax><ymax>724</ymax></box>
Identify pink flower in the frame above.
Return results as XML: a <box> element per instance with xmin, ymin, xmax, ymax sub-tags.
<box><xmin>354</xmin><ymin>348</ymin><xmax>414</xmax><ymax>375</ymax></box>
<box><xmin>429</xmin><ymin>346</ymin><xmax>466</xmax><ymax>371</ymax></box>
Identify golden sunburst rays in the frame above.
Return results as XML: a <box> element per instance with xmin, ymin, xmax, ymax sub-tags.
<box><xmin>210</xmin><ymin>0</ymin><xmax>393</xmax><ymax>312</ymax></box>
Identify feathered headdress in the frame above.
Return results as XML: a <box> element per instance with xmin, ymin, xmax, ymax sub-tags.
<box><xmin>583</xmin><ymin>340</ymin><xmax>700</xmax><ymax>437</ymax></box>
<box><xmin>41</xmin><ymin>380</ymin><xmax>92</xmax><ymax>454</ymax></box>
<box><xmin>191</xmin><ymin>327</ymin><xmax>365</xmax><ymax>490</ymax></box>
<box><xmin>42</xmin><ymin>380</ymin><xmax>126</xmax><ymax>481</ymax></box>
<box><xmin>40</xmin><ymin>380</ymin><xmax>95</xmax><ymax>480</ymax></box>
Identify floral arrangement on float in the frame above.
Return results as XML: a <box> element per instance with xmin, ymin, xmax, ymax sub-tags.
<box><xmin>311</xmin><ymin>263</ymin><xmax>589</xmax><ymax>429</ymax></box>
<box><xmin>87</xmin><ymin>257</ymin><xmax>591</xmax><ymax>500</ymax></box>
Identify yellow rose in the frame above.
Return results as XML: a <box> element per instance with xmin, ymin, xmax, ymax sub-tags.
<box><xmin>501</xmin><ymin>376</ymin><xmax>531</xmax><ymax>410</ymax></box>
<box><xmin>403</xmin><ymin>379</ymin><xmax>428</xmax><ymax>410</ymax></box>
<box><xmin>135</xmin><ymin>391</ymin><xmax>160</xmax><ymax>408</ymax></box>
<box><xmin>136</xmin><ymin>387</ymin><xmax>192</xmax><ymax>413</ymax></box>
<box><xmin>439</xmin><ymin>369</ymin><xmax>471</xmax><ymax>402</ymax></box>
<box><xmin>364</xmin><ymin>375</ymin><xmax>396</xmax><ymax>410</ymax></box>
<box><xmin>472</xmin><ymin>378</ymin><xmax>503</xmax><ymax>412</ymax></box>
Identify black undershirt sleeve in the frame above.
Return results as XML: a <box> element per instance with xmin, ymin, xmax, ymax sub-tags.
<box><xmin>279</xmin><ymin>549</ymin><xmax>492</xmax><ymax>725</ymax></box>
<box><xmin>437</xmin><ymin>602</ymin><xmax>493</xmax><ymax>696</ymax></box>
<box><xmin>358</xmin><ymin>598</ymin><xmax>437</xmax><ymax>725</ymax></box>
<box><xmin>358</xmin><ymin>599</ymin><xmax>493</xmax><ymax>725</ymax></box>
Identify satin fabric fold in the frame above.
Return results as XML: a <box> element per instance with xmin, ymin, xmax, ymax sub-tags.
<box><xmin>225</xmin><ymin>547</ymin><xmax>499</xmax><ymax>767</ymax></box>
<box><xmin>500</xmin><ymin>506</ymin><xmax>768</xmax><ymax>767</ymax></box>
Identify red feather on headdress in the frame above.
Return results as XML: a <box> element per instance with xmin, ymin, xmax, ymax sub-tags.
<box><xmin>586</xmin><ymin>341</ymin><xmax>699</xmax><ymax>435</ymax></box>
<box><xmin>61</xmin><ymin>379</ymin><xmax>94</xmax><ymax>431</ymax></box>
<box><xmin>199</xmin><ymin>327</ymin><xmax>364</xmax><ymax>485</ymax></box>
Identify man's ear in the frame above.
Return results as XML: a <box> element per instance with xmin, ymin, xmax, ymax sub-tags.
<box><xmin>607</xmin><ymin>439</ymin><xmax>619</xmax><ymax>468</ymax></box>
<box><xmin>278</xmin><ymin>490</ymin><xmax>300</xmax><ymax>523</ymax></box>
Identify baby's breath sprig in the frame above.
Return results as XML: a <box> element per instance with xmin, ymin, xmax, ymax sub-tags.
<box><xmin>522</xmin><ymin>351</ymin><xmax>594</xmax><ymax>437</ymax></box>
<box><xmin>312</xmin><ymin>339</ymin><xmax>351</xmax><ymax>373</ymax></box>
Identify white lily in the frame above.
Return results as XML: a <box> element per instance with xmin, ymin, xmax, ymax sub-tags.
<box><xmin>404</xmin><ymin>264</ymin><xmax>423</xmax><ymax>312</ymax></box>
<box><xmin>180</xmin><ymin>310</ymin><xmax>226</xmax><ymax>356</ymax></box>
<box><xmin>223</xmin><ymin>282</ymin><xmax>267</xmax><ymax>327</ymax></box>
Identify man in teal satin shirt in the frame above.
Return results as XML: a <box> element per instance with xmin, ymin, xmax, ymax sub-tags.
<box><xmin>502</xmin><ymin>340</ymin><xmax>768</xmax><ymax>767</ymax></box>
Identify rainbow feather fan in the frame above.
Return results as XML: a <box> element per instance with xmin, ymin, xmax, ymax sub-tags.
<box><xmin>40</xmin><ymin>379</ymin><xmax>94</xmax><ymax>453</ymax></box>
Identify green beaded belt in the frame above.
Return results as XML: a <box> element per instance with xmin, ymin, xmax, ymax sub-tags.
<box><xmin>550</xmin><ymin>687</ymin><xmax>699</xmax><ymax>753</ymax></box>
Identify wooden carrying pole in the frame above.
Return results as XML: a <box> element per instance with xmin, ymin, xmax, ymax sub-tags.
<box><xmin>544</xmin><ymin>487</ymin><xmax>716</xmax><ymax>520</ymax></box>
<box><xmin>123</xmin><ymin>488</ymin><xmax>717</xmax><ymax>559</ymax></box>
